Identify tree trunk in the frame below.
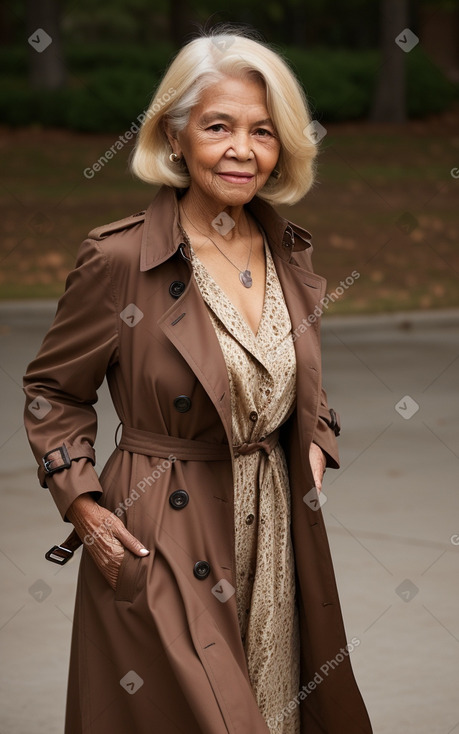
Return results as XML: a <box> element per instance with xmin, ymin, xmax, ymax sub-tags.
<box><xmin>285</xmin><ymin>0</ymin><xmax>308</xmax><ymax>46</ymax></box>
<box><xmin>371</xmin><ymin>0</ymin><xmax>409</xmax><ymax>123</ymax></box>
<box><xmin>0</xmin><ymin>0</ymin><xmax>13</xmax><ymax>46</ymax></box>
<box><xmin>26</xmin><ymin>0</ymin><xmax>66</xmax><ymax>89</ymax></box>
<box><xmin>168</xmin><ymin>0</ymin><xmax>195</xmax><ymax>48</ymax></box>
<box><xmin>419</xmin><ymin>5</ymin><xmax>459</xmax><ymax>84</ymax></box>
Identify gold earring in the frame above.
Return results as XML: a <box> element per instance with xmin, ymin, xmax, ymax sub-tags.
<box><xmin>169</xmin><ymin>152</ymin><xmax>181</xmax><ymax>162</ymax></box>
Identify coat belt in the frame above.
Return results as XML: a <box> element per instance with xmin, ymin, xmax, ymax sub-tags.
<box><xmin>45</xmin><ymin>425</ymin><xmax>282</xmax><ymax>566</ymax></box>
<box><xmin>118</xmin><ymin>425</ymin><xmax>280</xmax><ymax>461</ymax></box>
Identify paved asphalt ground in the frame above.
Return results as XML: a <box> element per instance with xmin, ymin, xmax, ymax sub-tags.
<box><xmin>1</xmin><ymin>302</ymin><xmax>458</xmax><ymax>734</ymax></box>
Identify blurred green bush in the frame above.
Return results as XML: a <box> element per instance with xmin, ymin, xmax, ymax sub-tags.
<box><xmin>284</xmin><ymin>46</ymin><xmax>457</xmax><ymax>120</ymax></box>
<box><xmin>0</xmin><ymin>43</ymin><xmax>456</xmax><ymax>130</ymax></box>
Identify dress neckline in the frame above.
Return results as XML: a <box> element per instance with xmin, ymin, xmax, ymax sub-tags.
<box><xmin>190</xmin><ymin>230</ymin><xmax>271</xmax><ymax>340</ymax></box>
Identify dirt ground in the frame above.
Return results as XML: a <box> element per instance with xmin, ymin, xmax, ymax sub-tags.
<box><xmin>1</xmin><ymin>107</ymin><xmax>458</xmax><ymax>312</ymax></box>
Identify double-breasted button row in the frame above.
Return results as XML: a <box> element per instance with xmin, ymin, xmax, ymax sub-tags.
<box><xmin>193</xmin><ymin>561</ymin><xmax>210</xmax><ymax>580</ymax></box>
<box><xmin>168</xmin><ymin>495</ymin><xmax>210</xmax><ymax>579</ymax></box>
<box><xmin>169</xmin><ymin>490</ymin><xmax>189</xmax><ymax>510</ymax></box>
<box><xmin>249</xmin><ymin>411</ymin><xmax>258</xmax><ymax>422</ymax></box>
<box><xmin>173</xmin><ymin>395</ymin><xmax>191</xmax><ymax>412</ymax></box>
<box><xmin>169</xmin><ymin>280</ymin><xmax>186</xmax><ymax>298</ymax></box>
<box><xmin>170</xmin><ymin>385</ymin><xmax>210</xmax><ymax>585</ymax></box>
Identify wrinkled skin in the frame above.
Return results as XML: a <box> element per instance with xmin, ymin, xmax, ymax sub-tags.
<box><xmin>309</xmin><ymin>442</ymin><xmax>327</xmax><ymax>492</ymax></box>
<box><xmin>66</xmin><ymin>494</ymin><xmax>149</xmax><ymax>590</ymax></box>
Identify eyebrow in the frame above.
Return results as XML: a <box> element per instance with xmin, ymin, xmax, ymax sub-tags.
<box><xmin>199</xmin><ymin>112</ymin><xmax>274</xmax><ymax>127</ymax></box>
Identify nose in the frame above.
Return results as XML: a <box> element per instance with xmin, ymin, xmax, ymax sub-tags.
<box><xmin>228</xmin><ymin>131</ymin><xmax>253</xmax><ymax>160</ymax></box>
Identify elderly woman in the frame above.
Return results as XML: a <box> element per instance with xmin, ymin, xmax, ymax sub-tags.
<box><xmin>23</xmin><ymin>30</ymin><xmax>372</xmax><ymax>734</ymax></box>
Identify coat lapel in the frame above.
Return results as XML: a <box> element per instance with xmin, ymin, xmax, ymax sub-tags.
<box><xmin>144</xmin><ymin>186</ymin><xmax>326</xmax><ymax>457</ymax></box>
<box><xmin>157</xmin><ymin>272</ymin><xmax>234</xmax><ymax>450</ymax></box>
<box><xmin>272</xmin><ymin>255</ymin><xmax>327</xmax><ymax>462</ymax></box>
<box><xmin>249</xmin><ymin>192</ymin><xmax>328</xmax><ymax>460</ymax></box>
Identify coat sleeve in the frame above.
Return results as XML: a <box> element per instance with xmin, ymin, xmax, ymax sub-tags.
<box><xmin>23</xmin><ymin>238</ymin><xmax>119</xmax><ymax>521</ymax></box>
<box><xmin>312</xmin><ymin>386</ymin><xmax>340</xmax><ymax>469</ymax></box>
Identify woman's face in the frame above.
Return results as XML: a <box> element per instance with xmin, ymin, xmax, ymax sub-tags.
<box><xmin>173</xmin><ymin>76</ymin><xmax>281</xmax><ymax>208</ymax></box>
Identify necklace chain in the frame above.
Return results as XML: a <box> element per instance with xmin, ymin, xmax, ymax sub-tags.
<box><xmin>179</xmin><ymin>205</ymin><xmax>254</xmax><ymax>288</ymax></box>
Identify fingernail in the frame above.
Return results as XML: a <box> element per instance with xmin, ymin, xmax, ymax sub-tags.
<box><xmin>139</xmin><ymin>548</ymin><xmax>149</xmax><ymax>555</ymax></box>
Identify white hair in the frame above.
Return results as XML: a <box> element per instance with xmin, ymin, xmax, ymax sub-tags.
<box><xmin>130</xmin><ymin>30</ymin><xmax>318</xmax><ymax>204</ymax></box>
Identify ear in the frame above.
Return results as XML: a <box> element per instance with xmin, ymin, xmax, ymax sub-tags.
<box><xmin>163</xmin><ymin>118</ymin><xmax>182</xmax><ymax>158</ymax></box>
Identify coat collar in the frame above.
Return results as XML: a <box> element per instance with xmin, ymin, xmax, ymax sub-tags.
<box><xmin>140</xmin><ymin>185</ymin><xmax>312</xmax><ymax>272</ymax></box>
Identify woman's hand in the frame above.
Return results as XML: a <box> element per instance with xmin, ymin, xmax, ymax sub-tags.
<box><xmin>309</xmin><ymin>442</ymin><xmax>327</xmax><ymax>493</ymax></box>
<box><xmin>67</xmin><ymin>493</ymin><xmax>149</xmax><ymax>590</ymax></box>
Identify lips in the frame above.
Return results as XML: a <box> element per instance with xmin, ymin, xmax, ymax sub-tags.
<box><xmin>217</xmin><ymin>171</ymin><xmax>255</xmax><ymax>183</ymax></box>
<box><xmin>218</xmin><ymin>171</ymin><xmax>254</xmax><ymax>176</ymax></box>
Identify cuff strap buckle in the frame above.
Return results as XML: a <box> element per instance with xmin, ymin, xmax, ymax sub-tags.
<box><xmin>45</xmin><ymin>545</ymin><xmax>74</xmax><ymax>565</ymax></box>
<box><xmin>42</xmin><ymin>445</ymin><xmax>71</xmax><ymax>475</ymax></box>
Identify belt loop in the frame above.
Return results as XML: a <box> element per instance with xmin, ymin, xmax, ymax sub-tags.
<box><xmin>115</xmin><ymin>422</ymin><xmax>122</xmax><ymax>448</ymax></box>
<box><xmin>179</xmin><ymin>242</ymin><xmax>192</xmax><ymax>262</ymax></box>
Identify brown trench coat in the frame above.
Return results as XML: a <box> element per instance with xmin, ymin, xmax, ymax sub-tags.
<box><xmin>23</xmin><ymin>185</ymin><xmax>372</xmax><ymax>734</ymax></box>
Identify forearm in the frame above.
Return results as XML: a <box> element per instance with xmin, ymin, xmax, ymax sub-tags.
<box><xmin>66</xmin><ymin>492</ymin><xmax>107</xmax><ymax>540</ymax></box>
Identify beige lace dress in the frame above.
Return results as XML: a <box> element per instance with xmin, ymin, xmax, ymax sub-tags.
<box><xmin>189</xmin><ymin>232</ymin><xmax>300</xmax><ymax>733</ymax></box>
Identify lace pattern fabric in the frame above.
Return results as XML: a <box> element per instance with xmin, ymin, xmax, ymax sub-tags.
<box><xmin>189</xmin><ymin>233</ymin><xmax>301</xmax><ymax>734</ymax></box>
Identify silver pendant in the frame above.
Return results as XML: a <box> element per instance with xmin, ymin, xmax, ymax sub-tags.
<box><xmin>239</xmin><ymin>269</ymin><xmax>253</xmax><ymax>288</ymax></box>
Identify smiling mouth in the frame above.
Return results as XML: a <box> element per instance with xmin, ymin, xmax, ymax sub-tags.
<box><xmin>217</xmin><ymin>172</ymin><xmax>255</xmax><ymax>183</ymax></box>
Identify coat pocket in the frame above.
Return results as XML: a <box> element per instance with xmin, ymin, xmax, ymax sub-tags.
<box><xmin>114</xmin><ymin>549</ymin><xmax>144</xmax><ymax>603</ymax></box>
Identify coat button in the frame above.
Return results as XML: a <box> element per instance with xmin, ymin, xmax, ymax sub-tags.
<box><xmin>193</xmin><ymin>561</ymin><xmax>210</xmax><ymax>580</ymax></box>
<box><xmin>246</xmin><ymin>513</ymin><xmax>255</xmax><ymax>525</ymax></box>
<box><xmin>249</xmin><ymin>411</ymin><xmax>258</xmax><ymax>422</ymax></box>
<box><xmin>169</xmin><ymin>490</ymin><xmax>189</xmax><ymax>510</ymax></box>
<box><xmin>174</xmin><ymin>395</ymin><xmax>191</xmax><ymax>412</ymax></box>
<box><xmin>169</xmin><ymin>280</ymin><xmax>185</xmax><ymax>298</ymax></box>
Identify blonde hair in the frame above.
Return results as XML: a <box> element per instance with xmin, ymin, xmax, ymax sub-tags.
<box><xmin>130</xmin><ymin>29</ymin><xmax>318</xmax><ymax>205</ymax></box>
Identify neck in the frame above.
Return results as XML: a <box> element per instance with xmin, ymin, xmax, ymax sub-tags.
<box><xmin>178</xmin><ymin>186</ymin><xmax>252</xmax><ymax>241</ymax></box>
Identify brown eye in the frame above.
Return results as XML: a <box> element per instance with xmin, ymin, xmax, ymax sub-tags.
<box><xmin>255</xmin><ymin>128</ymin><xmax>272</xmax><ymax>137</ymax></box>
